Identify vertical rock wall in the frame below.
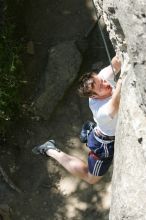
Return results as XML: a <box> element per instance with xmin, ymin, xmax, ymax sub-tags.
<box><xmin>93</xmin><ymin>0</ymin><xmax>146</xmax><ymax>219</ymax></box>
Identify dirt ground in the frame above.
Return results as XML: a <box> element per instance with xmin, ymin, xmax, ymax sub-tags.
<box><xmin>0</xmin><ymin>0</ymin><xmax>115</xmax><ymax>219</ymax></box>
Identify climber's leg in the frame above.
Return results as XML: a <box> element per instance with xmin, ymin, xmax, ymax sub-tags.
<box><xmin>32</xmin><ymin>140</ymin><xmax>102</xmax><ymax>184</ymax></box>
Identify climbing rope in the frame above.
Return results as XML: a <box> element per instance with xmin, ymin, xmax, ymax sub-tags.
<box><xmin>91</xmin><ymin>1</ymin><xmax>116</xmax><ymax>80</ymax></box>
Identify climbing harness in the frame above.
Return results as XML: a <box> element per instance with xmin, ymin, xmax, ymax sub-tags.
<box><xmin>91</xmin><ymin>1</ymin><xmax>116</xmax><ymax>81</ymax></box>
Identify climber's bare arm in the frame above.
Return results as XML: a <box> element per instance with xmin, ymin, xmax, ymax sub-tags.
<box><xmin>111</xmin><ymin>56</ymin><xmax>121</xmax><ymax>75</ymax></box>
<box><xmin>106</xmin><ymin>78</ymin><xmax>122</xmax><ymax>118</ymax></box>
<box><xmin>99</xmin><ymin>56</ymin><xmax>121</xmax><ymax>79</ymax></box>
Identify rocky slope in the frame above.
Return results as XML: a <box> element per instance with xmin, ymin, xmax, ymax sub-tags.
<box><xmin>93</xmin><ymin>0</ymin><xmax>146</xmax><ymax>219</ymax></box>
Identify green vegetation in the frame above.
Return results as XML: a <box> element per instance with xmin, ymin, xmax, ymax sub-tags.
<box><xmin>0</xmin><ymin>18</ymin><xmax>24</xmax><ymax>133</ymax></box>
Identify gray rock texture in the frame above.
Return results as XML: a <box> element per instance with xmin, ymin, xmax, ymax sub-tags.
<box><xmin>93</xmin><ymin>0</ymin><xmax>146</xmax><ymax>219</ymax></box>
<box><xmin>34</xmin><ymin>41</ymin><xmax>82</xmax><ymax>119</ymax></box>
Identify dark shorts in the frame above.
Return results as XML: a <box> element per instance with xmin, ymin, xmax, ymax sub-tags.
<box><xmin>87</xmin><ymin>131</ymin><xmax>114</xmax><ymax>176</ymax></box>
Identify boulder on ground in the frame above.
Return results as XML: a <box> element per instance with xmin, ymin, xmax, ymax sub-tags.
<box><xmin>34</xmin><ymin>41</ymin><xmax>82</xmax><ymax>120</ymax></box>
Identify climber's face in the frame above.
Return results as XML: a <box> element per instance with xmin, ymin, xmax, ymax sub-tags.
<box><xmin>90</xmin><ymin>75</ymin><xmax>113</xmax><ymax>99</ymax></box>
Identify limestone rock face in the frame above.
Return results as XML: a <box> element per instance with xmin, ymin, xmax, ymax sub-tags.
<box><xmin>93</xmin><ymin>0</ymin><xmax>146</xmax><ymax>219</ymax></box>
<box><xmin>34</xmin><ymin>41</ymin><xmax>82</xmax><ymax>119</ymax></box>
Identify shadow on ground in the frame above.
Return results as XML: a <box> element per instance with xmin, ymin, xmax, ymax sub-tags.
<box><xmin>0</xmin><ymin>0</ymin><xmax>115</xmax><ymax>219</ymax></box>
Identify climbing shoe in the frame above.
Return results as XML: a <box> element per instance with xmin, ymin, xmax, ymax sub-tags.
<box><xmin>32</xmin><ymin>140</ymin><xmax>60</xmax><ymax>155</ymax></box>
<box><xmin>80</xmin><ymin>121</ymin><xmax>96</xmax><ymax>143</ymax></box>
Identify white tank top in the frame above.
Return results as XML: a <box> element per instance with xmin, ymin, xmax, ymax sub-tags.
<box><xmin>89</xmin><ymin>65</ymin><xmax>118</xmax><ymax>136</ymax></box>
